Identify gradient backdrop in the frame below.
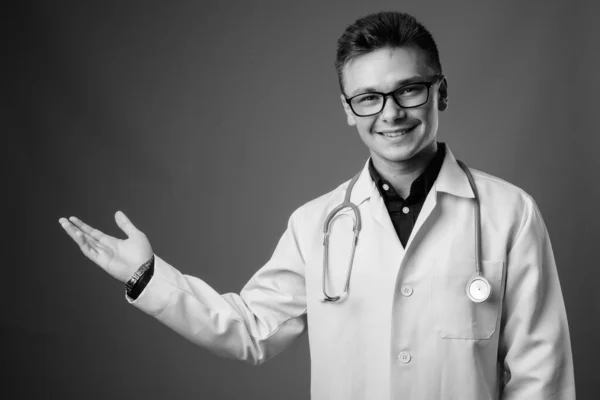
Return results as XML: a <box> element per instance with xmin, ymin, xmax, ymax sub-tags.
<box><xmin>8</xmin><ymin>0</ymin><xmax>600</xmax><ymax>398</ymax></box>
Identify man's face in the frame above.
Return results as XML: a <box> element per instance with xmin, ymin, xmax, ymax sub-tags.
<box><xmin>340</xmin><ymin>46</ymin><xmax>447</xmax><ymax>165</ymax></box>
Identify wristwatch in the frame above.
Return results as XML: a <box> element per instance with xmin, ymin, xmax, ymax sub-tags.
<box><xmin>125</xmin><ymin>255</ymin><xmax>155</xmax><ymax>299</ymax></box>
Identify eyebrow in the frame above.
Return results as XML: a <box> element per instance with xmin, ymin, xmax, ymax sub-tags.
<box><xmin>349</xmin><ymin>75</ymin><xmax>427</xmax><ymax>97</ymax></box>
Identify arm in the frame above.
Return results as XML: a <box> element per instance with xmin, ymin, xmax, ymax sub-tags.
<box><xmin>127</xmin><ymin>209</ymin><xmax>308</xmax><ymax>365</ymax></box>
<box><xmin>499</xmin><ymin>197</ymin><xmax>575</xmax><ymax>399</ymax></box>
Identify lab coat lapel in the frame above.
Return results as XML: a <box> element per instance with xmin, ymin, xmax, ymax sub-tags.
<box><xmin>404</xmin><ymin>188</ymin><xmax>438</xmax><ymax>250</ymax></box>
<box><xmin>370</xmin><ymin>185</ymin><xmax>399</xmax><ymax>240</ymax></box>
<box><xmin>363</xmin><ymin>160</ymin><xmax>435</xmax><ymax>254</ymax></box>
<box><xmin>350</xmin><ymin>146</ymin><xmax>475</xmax><ymax>254</ymax></box>
<box><xmin>401</xmin><ymin>145</ymin><xmax>474</xmax><ymax>251</ymax></box>
<box><xmin>348</xmin><ymin>159</ymin><xmax>398</xmax><ymax>240</ymax></box>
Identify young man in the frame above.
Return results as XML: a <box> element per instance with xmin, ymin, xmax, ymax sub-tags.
<box><xmin>59</xmin><ymin>11</ymin><xmax>575</xmax><ymax>399</ymax></box>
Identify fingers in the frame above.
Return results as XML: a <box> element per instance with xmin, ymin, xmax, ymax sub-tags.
<box><xmin>58</xmin><ymin>217</ymin><xmax>100</xmax><ymax>256</ymax></box>
<box><xmin>59</xmin><ymin>217</ymin><xmax>83</xmax><ymax>244</ymax></box>
<box><xmin>67</xmin><ymin>216</ymin><xmax>107</xmax><ymax>243</ymax></box>
<box><xmin>114</xmin><ymin>210</ymin><xmax>138</xmax><ymax>238</ymax></box>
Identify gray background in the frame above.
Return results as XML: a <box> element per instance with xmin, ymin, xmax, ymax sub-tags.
<box><xmin>7</xmin><ymin>0</ymin><xmax>599</xmax><ymax>398</ymax></box>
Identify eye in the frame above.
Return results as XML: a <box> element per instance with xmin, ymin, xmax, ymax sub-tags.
<box><xmin>398</xmin><ymin>86</ymin><xmax>416</xmax><ymax>95</ymax></box>
<box><xmin>397</xmin><ymin>84</ymin><xmax>426</xmax><ymax>97</ymax></box>
<box><xmin>354</xmin><ymin>94</ymin><xmax>381</xmax><ymax>104</ymax></box>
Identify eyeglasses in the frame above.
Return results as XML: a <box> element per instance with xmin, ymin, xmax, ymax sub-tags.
<box><xmin>344</xmin><ymin>75</ymin><xmax>445</xmax><ymax>117</ymax></box>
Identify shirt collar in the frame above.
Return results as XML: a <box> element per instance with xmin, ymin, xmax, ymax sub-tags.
<box><xmin>348</xmin><ymin>143</ymin><xmax>474</xmax><ymax>205</ymax></box>
<box><xmin>368</xmin><ymin>142</ymin><xmax>446</xmax><ymax>201</ymax></box>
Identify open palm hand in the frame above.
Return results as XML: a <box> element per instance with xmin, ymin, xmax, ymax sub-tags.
<box><xmin>59</xmin><ymin>211</ymin><xmax>153</xmax><ymax>283</ymax></box>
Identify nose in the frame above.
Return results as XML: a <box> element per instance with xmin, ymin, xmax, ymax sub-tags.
<box><xmin>380</xmin><ymin>94</ymin><xmax>407</xmax><ymax>121</ymax></box>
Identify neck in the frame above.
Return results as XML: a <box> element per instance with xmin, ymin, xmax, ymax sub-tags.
<box><xmin>371</xmin><ymin>142</ymin><xmax>438</xmax><ymax>199</ymax></box>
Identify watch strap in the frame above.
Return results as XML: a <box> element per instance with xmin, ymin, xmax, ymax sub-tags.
<box><xmin>125</xmin><ymin>255</ymin><xmax>155</xmax><ymax>299</ymax></box>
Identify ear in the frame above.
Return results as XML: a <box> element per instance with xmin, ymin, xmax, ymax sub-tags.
<box><xmin>340</xmin><ymin>94</ymin><xmax>357</xmax><ymax>126</ymax></box>
<box><xmin>437</xmin><ymin>76</ymin><xmax>449</xmax><ymax>112</ymax></box>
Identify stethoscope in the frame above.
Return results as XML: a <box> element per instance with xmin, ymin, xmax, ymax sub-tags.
<box><xmin>321</xmin><ymin>160</ymin><xmax>491</xmax><ymax>304</ymax></box>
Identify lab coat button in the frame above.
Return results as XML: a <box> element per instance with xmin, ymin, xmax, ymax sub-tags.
<box><xmin>400</xmin><ymin>285</ymin><xmax>413</xmax><ymax>296</ymax></box>
<box><xmin>382</xmin><ymin>183</ymin><xmax>390</xmax><ymax>191</ymax></box>
<box><xmin>398</xmin><ymin>351</ymin><xmax>411</xmax><ymax>364</ymax></box>
<box><xmin>402</xmin><ymin>206</ymin><xmax>410</xmax><ymax>214</ymax></box>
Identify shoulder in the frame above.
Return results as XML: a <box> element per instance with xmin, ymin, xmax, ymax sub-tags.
<box><xmin>469</xmin><ymin>167</ymin><xmax>536</xmax><ymax>208</ymax></box>
<box><xmin>291</xmin><ymin>178</ymin><xmax>353</xmax><ymax>222</ymax></box>
<box><xmin>467</xmin><ymin>167</ymin><xmax>547</xmax><ymax>244</ymax></box>
<box><xmin>284</xmin><ymin>171</ymin><xmax>365</xmax><ymax>237</ymax></box>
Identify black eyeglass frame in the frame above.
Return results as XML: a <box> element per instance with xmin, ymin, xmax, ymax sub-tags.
<box><xmin>344</xmin><ymin>74</ymin><xmax>445</xmax><ymax>117</ymax></box>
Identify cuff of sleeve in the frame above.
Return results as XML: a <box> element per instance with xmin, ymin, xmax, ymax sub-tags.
<box><xmin>126</xmin><ymin>254</ymin><xmax>179</xmax><ymax>317</ymax></box>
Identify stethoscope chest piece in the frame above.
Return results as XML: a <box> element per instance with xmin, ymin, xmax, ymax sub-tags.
<box><xmin>466</xmin><ymin>275</ymin><xmax>491</xmax><ymax>303</ymax></box>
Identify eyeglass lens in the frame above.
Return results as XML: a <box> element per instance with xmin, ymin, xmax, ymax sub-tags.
<box><xmin>350</xmin><ymin>83</ymin><xmax>430</xmax><ymax>116</ymax></box>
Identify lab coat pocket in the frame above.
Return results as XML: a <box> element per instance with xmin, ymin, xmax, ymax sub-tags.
<box><xmin>431</xmin><ymin>259</ymin><xmax>505</xmax><ymax>340</ymax></box>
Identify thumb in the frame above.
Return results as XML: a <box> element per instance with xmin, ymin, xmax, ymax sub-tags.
<box><xmin>114</xmin><ymin>210</ymin><xmax>139</xmax><ymax>237</ymax></box>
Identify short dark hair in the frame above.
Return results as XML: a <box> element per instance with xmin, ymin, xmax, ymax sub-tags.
<box><xmin>335</xmin><ymin>11</ymin><xmax>442</xmax><ymax>91</ymax></box>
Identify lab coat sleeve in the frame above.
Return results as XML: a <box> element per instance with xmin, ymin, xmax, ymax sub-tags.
<box><xmin>126</xmin><ymin>208</ymin><xmax>308</xmax><ymax>365</ymax></box>
<box><xmin>499</xmin><ymin>196</ymin><xmax>575</xmax><ymax>399</ymax></box>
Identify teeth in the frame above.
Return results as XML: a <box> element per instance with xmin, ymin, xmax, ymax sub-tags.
<box><xmin>380</xmin><ymin>126</ymin><xmax>415</xmax><ymax>137</ymax></box>
<box><xmin>382</xmin><ymin>130</ymin><xmax>407</xmax><ymax>137</ymax></box>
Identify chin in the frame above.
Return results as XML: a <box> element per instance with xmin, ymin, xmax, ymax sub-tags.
<box><xmin>387</xmin><ymin>139</ymin><xmax>420</xmax><ymax>154</ymax></box>
<box><xmin>376</xmin><ymin>139</ymin><xmax>436</xmax><ymax>164</ymax></box>
<box><xmin>384</xmin><ymin>152</ymin><xmax>418</xmax><ymax>163</ymax></box>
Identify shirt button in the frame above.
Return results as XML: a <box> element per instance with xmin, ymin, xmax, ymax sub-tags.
<box><xmin>400</xmin><ymin>285</ymin><xmax>413</xmax><ymax>297</ymax></box>
<box><xmin>402</xmin><ymin>206</ymin><xmax>410</xmax><ymax>214</ymax></box>
<box><xmin>382</xmin><ymin>183</ymin><xmax>390</xmax><ymax>191</ymax></box>
<box><xmin>398</xmin><ymin>351</ymin><xmax>411</xmax><ymax>364</ymax></box>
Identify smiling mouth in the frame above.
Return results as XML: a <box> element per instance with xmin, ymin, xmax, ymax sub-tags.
<box><xmin>377</xmin><ymin>125</ymin><xmax>417</xmax><ymax>138</ymax></box>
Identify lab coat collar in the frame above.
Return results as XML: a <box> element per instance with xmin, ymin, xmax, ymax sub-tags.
<box><xmin>348</xmin><ymin>159</ymin><xmax>377</xmax><ymax>206</ymax></box>
<box><xmin>348</xmin><ymin>143</ymin><xmax>474</xmax><ymax>205</ymax></box>
<box><xmin>434</xmin><ymin>145</ymin><xmax>475</xmax><ymax>198</ymax></box>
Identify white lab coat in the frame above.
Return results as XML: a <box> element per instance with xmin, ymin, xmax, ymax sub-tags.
<box><xmin>129</xmin><ymin>145</ymin><xmax>575</xmax><ymax>399</ymax></box>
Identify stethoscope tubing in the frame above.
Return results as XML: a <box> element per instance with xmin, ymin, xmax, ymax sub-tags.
<box><xmin>456</xmin><ymin>160</ymin><xmax>482</xmax><ymax>277</ymax></box>
<box><xmin>322</xmin><ymin>172</ymin><xmax>362</xmax><ymax>302</ymax></box>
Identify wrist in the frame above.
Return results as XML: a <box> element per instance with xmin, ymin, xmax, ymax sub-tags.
<box><xmin>125</xmin><ymin>255</ymin><xmax>155</xmax><ymax>298</ymax></box>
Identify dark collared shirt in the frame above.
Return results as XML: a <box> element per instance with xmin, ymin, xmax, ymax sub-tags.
<box><xmin>368</xmin><ymin>142</ymin><xmax>446</xmax><ymax>247</ymax></box>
